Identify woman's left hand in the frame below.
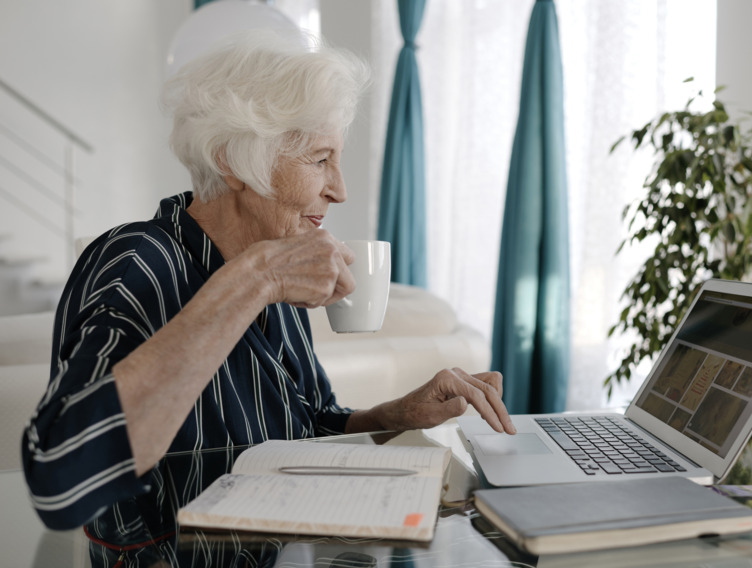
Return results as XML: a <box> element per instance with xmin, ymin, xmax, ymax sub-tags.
<box><xmin>345</xmin><ymin>367</ymin><xmax>516</xmax><ymax>435</ymax></box>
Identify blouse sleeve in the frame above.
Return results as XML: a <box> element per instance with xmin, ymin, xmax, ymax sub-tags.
<box><xmin>21</xmin><ymin>228</ymin><xmax>177</xmax><ymax>530</ymax></box>
<box><xmin>312</xmin><ymin>355</ymin><xmax>355</xmax><ymax>436</ymax></box>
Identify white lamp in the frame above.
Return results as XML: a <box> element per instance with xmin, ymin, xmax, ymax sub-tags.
<box><xmin>165</xmin><ymin>0</ymin><xmax>300</xmax><ymax>77</ymax></box>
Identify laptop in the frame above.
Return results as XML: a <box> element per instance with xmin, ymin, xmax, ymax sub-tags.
<box><xmin>458</xmin><ymin>278</ymin><xmax>752</xmax><ymax>487</ymax></box>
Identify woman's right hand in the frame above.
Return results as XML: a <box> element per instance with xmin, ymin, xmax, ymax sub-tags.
<box><xmin>241</xmin><ymin>230</ymin><xmax>356</xmax><ymax>309</ymax></box>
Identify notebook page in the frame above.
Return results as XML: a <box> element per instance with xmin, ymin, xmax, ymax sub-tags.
<box><xmin>177</xmin><ymin>471</ymin><xmax>443</xmax><ymax>540</ymax></box>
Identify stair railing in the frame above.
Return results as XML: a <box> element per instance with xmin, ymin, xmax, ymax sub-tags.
<box><xmin>0</xmin><ymin>77</ymin><xmax>94</xmax><ymax>271</ymax></box>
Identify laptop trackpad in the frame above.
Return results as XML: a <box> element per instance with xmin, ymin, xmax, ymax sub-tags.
<box><xmin>475</xmin><ymin>433</ymin><xmax>552</xmax><ymax>456</ymax></box>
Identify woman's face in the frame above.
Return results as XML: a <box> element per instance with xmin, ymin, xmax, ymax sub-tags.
<box><xmin>241</xmin><ymin>130</ymin><xmax>347</xmax><ymax>241</ymax></box>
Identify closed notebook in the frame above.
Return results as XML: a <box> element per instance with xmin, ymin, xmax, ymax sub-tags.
<box><xmin>473</xmin><ymin>476</ymin><xmax>752</xmax><ymax>555</ymax></box>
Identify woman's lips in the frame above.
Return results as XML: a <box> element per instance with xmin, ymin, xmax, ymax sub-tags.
<box><xmin>306</xmin><ymin>215</ymin><xmax>324</xmax><ymax>228</ymax></box>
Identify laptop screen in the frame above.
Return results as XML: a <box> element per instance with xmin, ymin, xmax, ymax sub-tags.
<box><xmin>635</xmin><ymin>288</ymin><xmax>752</xmax><ymax>459</ymax></box>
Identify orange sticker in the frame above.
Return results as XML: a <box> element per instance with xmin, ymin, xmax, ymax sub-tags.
<box><xmin>403</xmin><ymin>513</ymin><xmax>424</xmax><ymax>527</ymax></box>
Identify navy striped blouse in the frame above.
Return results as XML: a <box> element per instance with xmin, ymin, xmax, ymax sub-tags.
<box><xmin>21</xmin><ymin>192</ymin><xmax>353</xmax><ymax>541</ymax></box>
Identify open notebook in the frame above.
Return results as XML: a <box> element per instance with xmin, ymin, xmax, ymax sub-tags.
<box><xmin>459</xmin><ymin>279</ymin><xmax>752</xmax><ymax>486</ymax></box>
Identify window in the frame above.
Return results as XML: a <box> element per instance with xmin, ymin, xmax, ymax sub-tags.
<box><xmin>372</xmin><ymin>0</ymin><xmax>717</xmax><ymax>409</ymax></box>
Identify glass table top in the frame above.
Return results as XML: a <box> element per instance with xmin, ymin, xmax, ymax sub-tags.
<box><xmin>5</xmin><ymin>423</ymin><xmax>752</xmax><ymax>567</ymax></box>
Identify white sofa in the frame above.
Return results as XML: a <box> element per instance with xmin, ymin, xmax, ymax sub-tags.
<box><xmin>0</xmin><ymin>283</ymin><xmax>490</xmax><ymax>470</ymax></box>
<box><xmin>0</xmin><ymin>312</ymin><xmax>54</xmax><ymax>471</ymax></box>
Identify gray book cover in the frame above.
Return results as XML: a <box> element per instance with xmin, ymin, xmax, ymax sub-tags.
<box><xmin>474</xmin><ymin>476</ymin><xmax>752</xmax><ymax>554</ymax></box>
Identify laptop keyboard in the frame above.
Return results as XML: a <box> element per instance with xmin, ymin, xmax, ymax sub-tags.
<box><xmin>535</xmin><ymin>416</ymin><xmax>688</xmax><ymax>476</ymax></box>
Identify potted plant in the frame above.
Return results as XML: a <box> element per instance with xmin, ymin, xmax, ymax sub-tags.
<box><xmin>606</xmin><ymin>82</ymin><xmax>752</xmax><ymax>396</ymax></box>
<box><xmin>606</xmin><ymin>83</ymin><xmax>752</xmax><ymax>483</ymax></box>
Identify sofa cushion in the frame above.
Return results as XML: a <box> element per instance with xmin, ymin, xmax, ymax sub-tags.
<box><xmin>316</xmin><ymin>323</ymin><xmax>491</xmax><ymax>409</ymax></box>
<box><xmin>308</xmin><ymin>283</ymin><xmax>458</xmax><ymax>343</ymax></box>
<box><xmin>0</xmin><ymin>312</ymin><xmax>55</xmax><ymax>366</ymax></box>
<box><xmin>0</xmin><ymin>364</ymin><xmax>50</xmax><ymax>470</ymax></box>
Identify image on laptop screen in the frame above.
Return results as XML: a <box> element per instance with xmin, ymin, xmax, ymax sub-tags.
<box><xmin>635</xmin><ymin>289</ymin><xmax>752</xmax><ymax>458</ymax></box>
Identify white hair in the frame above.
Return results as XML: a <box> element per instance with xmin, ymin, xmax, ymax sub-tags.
<box><xmin>161</xmin><ymin>30</ymin><xmax>370</xmax><ymax>201</ymax></box>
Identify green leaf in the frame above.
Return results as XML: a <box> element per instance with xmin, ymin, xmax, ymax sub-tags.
<box><xmin>633</xmin><ymin>126</ymin><xmax>649</xmax><ymax>147</ymax></box>
<box><xmin>723</xmin><ymin>125</ymin><xmax>736</xmax><ymax>145</ymax></box>
<box><xmin>724</xmin><ymin>221</ymin><xmax>737</xmax><ymax>242</ymax></box>
<box><xmin>610</xmin><ymin>135</ymin><xmax>626</xmax><ymax>153</ymax></box>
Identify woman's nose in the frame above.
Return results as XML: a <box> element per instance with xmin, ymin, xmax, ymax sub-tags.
<box><xmin>326</xmin><ymin>168</ymin><xmax>347</xmax><ymax>203</ymax></box>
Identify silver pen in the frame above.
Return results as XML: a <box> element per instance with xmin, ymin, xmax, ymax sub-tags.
<box><xmin>278</xmin><ymin>466</ymin><xmax>416</xmax><ymax>476</ymax></box>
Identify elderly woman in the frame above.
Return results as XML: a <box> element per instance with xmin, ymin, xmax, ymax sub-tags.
<box><xmin>22</xmin><ymin>31</ymin><xmax>514</xmax><ymax>562</ymax></box>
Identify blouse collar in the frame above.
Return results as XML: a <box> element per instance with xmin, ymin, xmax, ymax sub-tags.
<box><xmin>154</xmin><ymin>192</ymin><xmax>226</xmax><ymax>276</ymax></box>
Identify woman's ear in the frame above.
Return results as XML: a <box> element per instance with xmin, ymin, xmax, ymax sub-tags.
<box><xmin>215</xmin><ymin>150</ymin><xmax>244</xmax><ymax>192</ymax></box>
<box><xmin>223</xmin><ymin>173</ymin><xmax>244</xmax><ymax>192</ymax></box>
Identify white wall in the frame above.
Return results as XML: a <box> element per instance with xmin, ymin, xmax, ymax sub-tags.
<box><xmin>716</xmin><ymin>0</ymin><xmax>752</xmax><ymax>119</ymax></box>
<box><xmin>319</xmin><ymin>0</ymin><xmax>384</xmax><ymax>241</ymax></box>
<box><xmin>0</xmin><ymin>1</ymin><xmax>192</xmax><ymax>280</ymax></box>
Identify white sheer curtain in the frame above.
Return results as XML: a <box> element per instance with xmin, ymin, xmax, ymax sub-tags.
<box><xmin>371</xmin><ymin>0</ymin><xmax>717</xmax><ymax>410</ymax></box>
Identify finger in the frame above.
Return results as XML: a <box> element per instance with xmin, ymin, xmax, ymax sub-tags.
<box><xmin>326</xmin><ymin>242</ymin><xmax>355</xmax><ymax>303</ymax></box>
<box><xmin>451</xmin><ymin>368</ymin><xmax>516</xmax><ymax>434</ymax></box>
<box><xmin>494</xmin><ymin>398</ymin><xmax>516</xmax><ymax>434</ymax></box>
<box><xmin>337</xmin><ymin>240</ymin><xmax>356</xmax><ymax>266</ymax></box>
<box><xmin>328</xmin><ymin>261</ymin><xmax>355</xmax><ymax>304</ymax></box>
<box><xmin>470</xmin><ymin>371</ymin><xmax>515</xmax><ymax>433</ymax></box>
<box><xmin>471</xmin><ymin>371</ymin><xmax>503</xmax><ymax>396</ymax></box>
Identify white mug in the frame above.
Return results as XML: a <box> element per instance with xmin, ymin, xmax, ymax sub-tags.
<box><xmin>326</xmin><ymin>240</ymin><xmax>391</xmax><ymax>333</ymax></box>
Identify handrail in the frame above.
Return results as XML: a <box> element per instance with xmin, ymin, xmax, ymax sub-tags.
<box><xmin>0</xmin><ymin>76</ymin><xmax>95</xmax><ymax>272</ymax></box>
<box><xmin>0</xmin><ymin>77</ymin><xmax>93</xmax><ymax>153</ymax></box>
<box><xmin>0</xmin><ymin>183</ymin><xmax>67</xmax><ymax>238</ymax></box>
<box><xmin>0</xmin><ymin>123</ymin><xmax>84</xmax><ymax>185</ymax></box>
<box><xmin>0</xmin><ymin>153</ymin><xmax>79</xmax><ymax>214</ymax></box>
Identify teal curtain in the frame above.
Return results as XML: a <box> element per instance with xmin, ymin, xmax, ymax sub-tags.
<box><xmin>377</xmin><ymin>0</ymin><xmax>427</xmax><ymax>287</ymax></box>
<box><xmin>491</xmin><ymin>0</ymin><xmax>570</xmax><ymax>414</ymax></box>
<box><xmin>194</xmin><ymin>0</ymin><xmax>213</xmax><ymax>8</ymax></box>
